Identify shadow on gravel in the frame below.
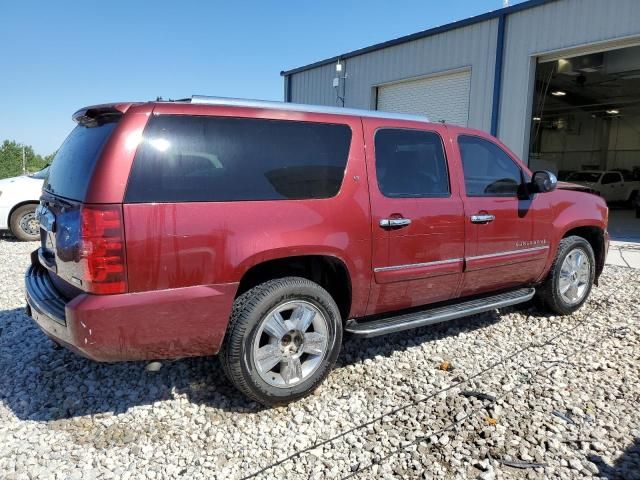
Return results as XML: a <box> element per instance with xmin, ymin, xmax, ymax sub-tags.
<box><xmin>0</xmin><ymin>234</ymin><xmax>22</xmax><ymax>242</ymax></box>
<box><xmin>588</xmin><ymin>437</ymin><xmax>640</xmax><ymax>480</ymax></box>
<box><xmin>0</xmin><ymin>307</ymin><xmax>258</xmax><ymax>421</ymax></box>
<box><xmin>0</xmin><ymin>302</ymin><xmax>523</xmax><ymax>422</ymax></box>
<box><xmin>339</xmin><ymin>306</ymin><xmax>507</xmax><ymax>366</ymax></box>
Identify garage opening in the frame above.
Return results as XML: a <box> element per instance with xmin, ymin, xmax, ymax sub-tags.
<box><xmin>528</xmin><ymin>44</ymin><xmax>640</xmax><ymax>239</ymax></box>
<box><xmin>529</xmin><ymin>45</ymin><xmax>640</xmax><ymax>202</ymax></box>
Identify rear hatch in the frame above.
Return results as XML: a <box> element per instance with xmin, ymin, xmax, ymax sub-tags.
<box><xmin>37</xmin><ymin>108</ymin><xmax>128</xmax><ymax>296</ymax></box>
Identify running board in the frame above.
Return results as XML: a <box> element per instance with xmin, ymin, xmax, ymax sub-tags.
<box><xmin>345</xmin><ymin>288</ymin><xmax>536</xmax><ymax>338</ymax></box>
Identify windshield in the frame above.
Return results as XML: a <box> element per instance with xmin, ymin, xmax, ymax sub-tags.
<box><xmin>44</xmin><ymin>121</ymin><xmax>118</xmax><ymax>200</ymax></box>
<box><xmin>566</xmin><ymin>172</ymin><xmax>602</xmax><ymax>183</ymax></box>
<box><xmin>30</xmin><ymin>165</ymin><xmax>50</xmax><ymax>179</ymax></box>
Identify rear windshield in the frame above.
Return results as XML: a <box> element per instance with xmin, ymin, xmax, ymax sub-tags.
<box><xmin>44</xmin><ymin>121</ymin><xmax>118</xmax><ymax>200</ymax></box>
<box><xmin>125</xmin><ymin>115</ymin><xmax>352</xmax><ymax>203</ymax></box>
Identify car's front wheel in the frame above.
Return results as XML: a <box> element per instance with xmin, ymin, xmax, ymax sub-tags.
<box><xmin>537</xmin><ymin>236</ymin><xmax>595</xmax><ymax>315</ymax></box>
<box><xmin>9</xmin><ymin>204</ymin><xmax>40</xmax><ymax>241</ymax></box>
<box><xmin>219</xmin><ymin>277</ymin><xmax>342</xmax><ymax>406</ymax></box>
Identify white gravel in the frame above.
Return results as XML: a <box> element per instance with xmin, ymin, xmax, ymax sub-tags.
<box><xmin>0</xmin><ymin>237</ymin><xmax>639</xmax><ymax>479</ymax></box>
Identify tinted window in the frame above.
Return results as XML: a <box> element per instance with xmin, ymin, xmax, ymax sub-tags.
<box><xmin>125</xmin><ymin>115</ymin><xmax>352</xmax><ymax>202</ymax></box>
<box><xmin>566</xmin><ymin>171</ymin><xmax>602</xmax><ymax>183</ymax></box>
<box><xmin>601</xmin><ymin>172</ymin><xmax>622</xmax><ymax>185</ymax></box>
<box><xmin>44</xmin><ymin>122</ymin><xmax>118</xmax><ymax>200</ymax></box>
<box><xmin>374</xmin><ymin>129</ymin><xmax>449</xmax><ymax>198</ymax></box>
<box><xmin>458</xmin><ymin>135</ymin><xmax>523</xmax><ymax>196</ymax></box>
<box><xmin>617</xmin><ymin>170</ymin><xmax>634</xmax><ymax>181</ymax></box>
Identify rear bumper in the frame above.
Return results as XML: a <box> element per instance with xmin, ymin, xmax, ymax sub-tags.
<box><xmin>25</xmin><ymin>259</ymin><xmax>238</xmax><ymax>362</ymax></box>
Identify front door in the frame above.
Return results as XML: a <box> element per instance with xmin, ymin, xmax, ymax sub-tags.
<box><xmin>454</xmin><ymin>134</ymin><xmax>548</xmax><ymax>296</ymax></box>
<box><xmin>364</xmin><ymin>119</ymin><xmax>465</xmax><ymax>315</ymax></box>
<box><xmin>600</xmin><ymin>171</ymin><xmax>625</xmax><ymax>202</ymax></box>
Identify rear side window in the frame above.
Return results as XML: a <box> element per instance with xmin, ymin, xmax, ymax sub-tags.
<box><xmin>601</xmin><ymin>172</ymin><xmax>622</xmax><ymax>185</ymax></box>
<box><xmin>374</xmin><ymin>129</ymin><xmax>449</xmax><ymax>198</ymax></box>
<box><xmin>125</xmin><ymin>115</ymin><xmax>352</xmax><ymax>202</ymax></box>
<box><xmin>44</xmin><ymin>122</ymin><xmax>118</xmax><ymax>201</ymax></box>
<box><xmin>458</xmin><ymin>135</ymin><xmax>523</xmax><ymax>197</ymax></box>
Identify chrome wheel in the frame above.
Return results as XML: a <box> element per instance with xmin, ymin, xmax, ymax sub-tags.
<box><xmin>558</xmin><ymin>248</ymin><xmax>591</xmax><ymax>305</ymax></box>
<box><xmin>19</xmin><ymin>211</ymin><xmax>39</xmax><ymax>237</ymax></box>
<box><xmin>253</xmin><ymin>300</ymin><xmax>329</xmax><ymax>388</ymax></box>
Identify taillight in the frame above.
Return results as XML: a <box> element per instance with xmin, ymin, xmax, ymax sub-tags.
<box><xmin>79</xmin><ymin>205</ymin><xmax>127</xmax><ymax>294</ymax></box>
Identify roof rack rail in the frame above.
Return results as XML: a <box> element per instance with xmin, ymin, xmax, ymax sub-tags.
<box><xmin>190</xmin><ymin>95</ymin><xmax>430</xmax><ymax>123</ymax></box>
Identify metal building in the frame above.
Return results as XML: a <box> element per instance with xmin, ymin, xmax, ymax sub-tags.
<box><xmin>281</xmin><ymin>0</ymin><xmax>640</xmax><ymax>189</ymax></box>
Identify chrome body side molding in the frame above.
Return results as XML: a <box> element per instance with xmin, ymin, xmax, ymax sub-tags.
<box><xmin>466</xmin><ymin>245</ymin><xmax>549</xmax><ymax>261</ymax></box>
<box><xmin>374</xmin><ymin>258</ymin><xmax>463</xmax><ymax>273</ymax></box>
<box><xmin>374</xmin><ymin>246</ymin><xmax>549</xmax><ymax>273</ymax></box>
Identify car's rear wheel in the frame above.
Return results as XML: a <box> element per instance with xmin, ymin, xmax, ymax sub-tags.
<box><xmin>537</xmin><ymin>236</ymin><xmax>595</xmax><ymax>315</ymax></box>
<box><xmin>219</xmin><ymin>277</ymin><xmax>342</xmax><ymax>405</ymax></box>
<box><xmin>9</xmin><ymin>204</ymin><xmax>39</xmax><ymax>242</ymax></box>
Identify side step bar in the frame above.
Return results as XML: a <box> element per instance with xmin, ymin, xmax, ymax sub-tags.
<box><xmin>345</xmin><ymin>287</ymin><xmax>535</xmax><ymax>338</ymax></box>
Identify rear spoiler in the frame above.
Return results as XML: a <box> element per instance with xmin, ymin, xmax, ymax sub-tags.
<box><xmin>72</xmin><ymin>103</ymin><xmax>137</xmax><ymax>127</ymax></box>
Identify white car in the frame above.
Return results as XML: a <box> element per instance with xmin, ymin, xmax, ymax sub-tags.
<box><xmin>565</xmin><ymin>170</ymin><xmax>640</xmax><ymax>203</ymax></box>
<box><xmin>0</xmin><ymin>166</ymin><xmax>48</xmax><ymax>241</ymax></box>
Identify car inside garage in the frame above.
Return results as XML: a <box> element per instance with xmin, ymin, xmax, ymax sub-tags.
<box><xmin>528</xmin><ymin>44</ymin><xmax>640</xmax><ymax>219</ymax></box>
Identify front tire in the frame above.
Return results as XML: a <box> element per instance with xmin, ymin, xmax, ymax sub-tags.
<box><xmin>219</xmin><ymin>277</ymin><xmax>343</xmax><ymax>406</ymax></box>
<box><xmin>537</xmin><ymin>236</ymin><xmax>595</xmax><ymax>315</ymax></box>
<box><xmin>9</xmin><ymin>204</ymin><xmax>39</xmax><ymax>241</ymax></box>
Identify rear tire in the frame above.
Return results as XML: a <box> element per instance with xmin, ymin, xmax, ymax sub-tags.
<box><xmin>219</xmin><ymin>277</ymin><xmax>342</xmax><ymax>406</ymax></box>
<box><xmin>537</xmin><ymin>236</ymin><xmax>595</xmax><ymax>315</ymax></box>
<box><xmin>9</xmin><ymin>204</ymin><xmax>39</xmax><ymax>241</ymax></box>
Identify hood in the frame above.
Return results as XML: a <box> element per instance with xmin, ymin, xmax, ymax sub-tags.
<box><xmin>557</xmin><ymin>181</ymin><xmax>598</xmax><ymax>195</ymax></box>
<box><xmin>567</xmin><ymin>180</ymin><xmax>596</xmax><ymax>186</ymax></box>
<box><xmin>0</xmin><ymin>174</ymin><xmax>43</xmax><ymax>190</ymax></box>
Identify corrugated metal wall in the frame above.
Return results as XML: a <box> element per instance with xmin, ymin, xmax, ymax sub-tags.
<box><xmin>289</xmin><ymin>63</ymin><xmax>338</xmax><ymax>106</ymax></box>
<box><xmin>289</xmin><ymin>19</ymin><xmax>499</xmax><ymax>134</ymax></box>
<box><xmin>499</xmin><ymin>0</ymin><xmax>640</xmax><ymax>160</ymax></box>
<box><xmin>286</xmin><ymin>0</ymin><xmax>640</xmax><ymax>161</ymax></box>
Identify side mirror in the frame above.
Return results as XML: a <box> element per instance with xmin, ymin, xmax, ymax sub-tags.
<box><xmin>530</xmin><ymin>170</ymin><xmax>557</xmax><ymax>193</ymax></box>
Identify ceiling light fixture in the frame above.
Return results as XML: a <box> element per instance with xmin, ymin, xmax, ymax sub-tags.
<box><xmin>533</xmin><ymin>116</ymin><xmax>541</xmax><ymax>121</ymax></box>
<box><xmin>551</xmin><ymin>90</ymin><xmax>566</xmax><ymax>97</ymax></box>
<box><xmin>606</xmin><ymin>109</ymin><xmax>620</xmax><ymax>115</ymax></box>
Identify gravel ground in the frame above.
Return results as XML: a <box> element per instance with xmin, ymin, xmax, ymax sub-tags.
<box><xmin>0</xmin><ymin>237</ymin><xmax>639</xmax><ymax>480</ymax></box>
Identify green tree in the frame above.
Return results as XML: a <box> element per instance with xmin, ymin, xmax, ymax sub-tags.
<box><xmin>0</xmin><ymin>140</ymin><xmax>50</xmax><ymax>179</ymax></box>
<box><xmin>43</xmin><ymin>151</ymin><xmax>57</xmax><ymax>165</ymax></box>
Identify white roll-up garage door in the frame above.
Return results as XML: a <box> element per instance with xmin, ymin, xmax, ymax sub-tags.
<box><xmin>376</xmin><ymin>69</ymin><xmax>471</xmax><ymax>126</ymax></box>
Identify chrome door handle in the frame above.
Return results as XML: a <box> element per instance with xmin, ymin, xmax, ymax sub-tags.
<box><xmin>470</xmin><ymin>214</ymin><xmax>495</xmax><ymax>224</ymax></box>
<box><xmin>380</xmin><ymin>218</ymin><xmax>412</xmax><ymax>228</ymax></box>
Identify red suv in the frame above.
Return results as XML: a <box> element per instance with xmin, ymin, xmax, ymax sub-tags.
<box><xmin>25</xmin><ymin>97</ymin><xmax>608</xmax><ymax>405</ymax></box>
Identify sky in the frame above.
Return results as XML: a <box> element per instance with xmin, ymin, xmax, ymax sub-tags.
<box><xmin>1</xmin><ymin>0</ymin><xmax>522</xmax><ymax>155</ymax></box>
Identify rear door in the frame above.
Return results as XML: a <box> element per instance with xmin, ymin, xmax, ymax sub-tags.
<box><xmin>454</xmin><ymin>133</ymin><xmax>548</xmax><ymax>296</ymax></box>
<box><xmin>37</xmin><ymin>119</ymin><xmax>120</xmax><ymax>288</ymax></box>
<box><xmin>364</xmin><ymin>119</ymin><xmax>465</xmax><ymax>315</ymax></box>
